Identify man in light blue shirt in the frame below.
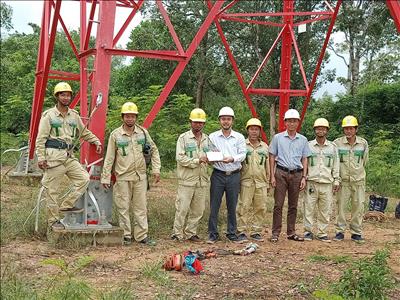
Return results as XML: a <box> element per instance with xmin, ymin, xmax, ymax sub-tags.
<box><xmin>269</xmin><ymin>109</ymin><xmax>311</xmax><ymax>243</ymax></box>
<box><xmin>207</xmin><ymin>107</ymin><xmax>247</xmax><ymax>244</ymax></box>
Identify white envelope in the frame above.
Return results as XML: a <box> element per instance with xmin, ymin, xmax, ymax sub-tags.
<box><xmin>206</xmin><ymin>151</ymin><xmax>224</xmax><ymax>162</ymax></box>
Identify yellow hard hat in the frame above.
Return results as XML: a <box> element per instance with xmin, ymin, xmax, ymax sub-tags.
<box><xmin>121</xmin><ymin>102</ymin><xmax>138</xmax><ymax>114</ymax></box>
<box><xmin>53</xmin><ymin>82</ymin><xmax>72</xmax><ymax>96</ymax></box>
<box><xmin>189</xmin><ymin>108</ymin><xmax>206</xmax><ymax>122</ymax></box>
<box><xmin>342</xmin><ymin>115</ymin><xmax>358</xmax><ymax>127</ymax></box>
<box><xmin>246</xmin><ymin>118</ymin><xmax>262</xmax><ymax>129</ymax></box>
<box><xmin>313</xmin><ymin>118</ymin><xmax>330</xmax><ymax>128</ymax></box>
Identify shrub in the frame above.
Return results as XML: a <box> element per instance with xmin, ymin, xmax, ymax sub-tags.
<box><xmin>333</xmin><ymin>249</ymin><xmax>395</xmax><ymax>299</ymax></box>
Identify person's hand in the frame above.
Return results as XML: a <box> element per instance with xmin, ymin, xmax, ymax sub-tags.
<box><xmin>38</xmin><ymin>160</ymin><xmax>48</xmax><ymax>170</ymax></box>
<box><xmin>199</xmin><ymin>156</ymin><xmax>208</xmax><ymax>164</ymax></box>
<box><xmin>95</xmin><ymin>144</ymin><xmax>102</xmax><ymax>154</ymax></box>
<box><xmin>102</xmin><ymin>183</ymin><xmax>111</xmax><ymax>190</ymax></box>
<box><xmin>222</xmin><ymin>156</ymin><xmax>234</xmax><ymax>163</ymax></box>
<box><xmin>270</xmin><ymin>175</ymin><xmax>276</xmax><ymax>188</ymax></box>
<box><xmin>153</xmin><ymin>173</ymin><xmax>160</xmax><ymax>183</ymax></box>
<box><xmin>300</xmin><ymin>177</ymin><xmax>307</xmax><ymax>191</ymax></box>
<box><xmin>333</xmin><ymin>184</ymin><xmax>340</xmax><ymax>193</ymax></box>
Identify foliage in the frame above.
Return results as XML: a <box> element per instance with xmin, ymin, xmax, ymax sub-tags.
<box><xmin>366</xmin><ymin>131</ymin><xmax>400</xmax><ymax>197</ymax></box>
<box><xmin>106</xmin><ymin>85</ymin><xmax>220</xmax><ymax>170</ymax></box>
<box><xmin>139</xmin><ymin>260</ymin><xmax>171</xmax><ymax>286</ymax></box>
<box><xmin>333</xmin><ymin>249</ymin><xmax>395</xmax><ymax>300</ymax></box>
<box><xmin>41</xmin><ymin>256</ymin><xmax>94</xmax><ymax>300</ymax></box>
<box><xmin>331</xmin><ymin>1</ymin><xmax>399</xmax><ymax>94</ymax></box>
<box><xmin>0</xmin><ymin>2</ymin><xmax>13</xmax><ymax>33</ymax></box>
<box><xmin>99</xmin><ymin>286</ymin><xmax>137</xmax><ymax>300</ymax></box>
<box><xmin>0</xmin><ymin>184</ymin><xmax>46</xmax><ymax>245</ymax></box>
<box><xmin>0</xmin><ymin>262</ymin><xmax>38</xmax><ymax>300</ymax></box>
<box><xmin>0</xmin><ymin>2</ymin><xmax>399</xmax><ymax>197</ymax></box>
<box><xmin>313</xmin><ymin>289</ymin><xmax>344</xmax><ymax>300</ymax></box>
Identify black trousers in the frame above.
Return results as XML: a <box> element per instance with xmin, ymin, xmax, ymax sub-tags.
<box><xmin>208</xmin><ymin>170</ymin><xmax>240</xmax><ymax>237</ymax></box>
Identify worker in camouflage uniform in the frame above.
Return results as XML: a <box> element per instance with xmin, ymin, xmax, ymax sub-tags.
<box><xmin>101</xmin><ymin>102</ymin><xmax>161</xmax><ymax>246</ymax></box>
<box><xmin>237</xmin><ymin>118</ymin><xmax>270</xmax><ymax>242</ymax></box>
<box><xmin>303</xmin><ymin>118</ymin><xmax>340</xmax><ymax>243</ymax></box>
<box><xmin>171</xmin><ymin>108</ymin><xmax>211</xmax><ymax>242</ymax></box>
<box><xmin>334</xmin><ymin>115</ymin><xmax>369</xmax><ymax>242</ymax></box>
<box><xmin>36</xmin><ymin>82</ymin><xmax>102</xmax><ymax>229</ymax></box>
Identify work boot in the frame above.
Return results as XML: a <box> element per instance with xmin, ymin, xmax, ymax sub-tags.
<box><xmin>171</xmin><ymin>235</ymin><xmax>182</xmax><ymax>242</ymax></box>
<box><xmin>304</xmin><ymin>232</ymin><xmax>313</xmax><ymax>241</ymax></box>
<box><xmin>333</xmin><ymin>232</ymin><xmax>344</xmax><ymax>241</ymax></box>
<box><xmin>187</xmin><ymin>235</ymin><xmax>201</xmax><ymax>242</ymax></box>
<box><xmin>139</xmin><ymin>237</ymin><xmax>157</xmax><ymax>246</ymax></box>
<box><xmin>351</xmin><ymin>234</ymin><xmax>364</xmax><ymax>242</ymax></box>
<box><xmin>123</xmin><ymin>236</ymin><xmax>132</xmax><ymax>246</ymax></box>
<box><xmin>51</xmin><ymin>221</ymin><xmax>64</xmax><ymax>229</ymax></box>
<box><xmin>316</xmin><ymin>235</ymin><xmax>331</xmax><ymax>243</ymax></box>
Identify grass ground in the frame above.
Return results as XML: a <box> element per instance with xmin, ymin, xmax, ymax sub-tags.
<box><xmin>1</xmin><ymin>172</ymin><xmax>399</xmax><ymax>299</ymax></box>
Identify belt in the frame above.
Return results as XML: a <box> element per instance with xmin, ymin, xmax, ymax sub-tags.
<box><xmin>213</xmin><ymin>168</ymin><xmax>240</xmax><ymax>176</ymax></box>
<box><xmin>276</xmin><ymin>164</ymin><xmax>303</xmax><ymax>174</ymax></box>
<box><xmin>45</xmin><ymin>139</ymin><xmax>74</xmax><ymax>150</ymax></box>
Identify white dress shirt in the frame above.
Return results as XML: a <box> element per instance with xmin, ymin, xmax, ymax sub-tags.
<box><xmin>209</xmin><ymin>129</ymin><xmax>246</xmax><ymax>172</ymax></box>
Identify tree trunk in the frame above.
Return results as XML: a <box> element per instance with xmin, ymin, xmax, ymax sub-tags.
<box><xmin>195</xmin><ymin>72</ymin><xmax>205</xmax><ymax>108</ymax></box>
<box><xmin>195</xmin><ymin>30</ymin><xmax>208</xmax><ymax>108</ymax></box>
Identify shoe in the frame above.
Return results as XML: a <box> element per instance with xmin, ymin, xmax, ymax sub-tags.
<box><xmin>351</xmin><ymin>234</ymin><xmax>364</xmax><ymax>242</ymax></box>
<box><xmin>304</xmin><ymin>232</ymin><xmax>313</xmax><ymax>241</ymax></box>
<box><xmin>123</xmin><ymin>236</ymin><xmax>132</xmax><ymax>246</ymax></box>
<box><xmin>226</xmin><ymin>234</ymin><xmax>246</xmax><ymax>244</ymax></box>
<box><xmin>333</xmin><ymin>232</ymin><xmax>344</xmax><ymax>241</ymax></box>
<box><xmin>187</xmin><ymin>235</ymin><xmax>201</xmax><ymax>242</ymax></box>
<box><xmin>287</xmin><ymin>234</ymin><xmax>304</xmax><ymax>242</ymax></box>
<box><xmin>171</xmin><ymin>235</ymin><xmax>182</xmax><ymax>242</ymax></box>
<box><xmin>139</xmin><ymin>237</ymin><xmax>157</xmax><ymax>246</ymax></box>
<box><xmin>237</xmin><ymin>233</ymin><xmax>249</xmax><ymax>242</ymax></box>
<box><xmin>250</xmin><ymin>233</ymin><xmax>264</xmax><ymax>242</ymax></box>
<box><xmin>51</xmin><ymin>221</ymin><xmax>64</xmax><ymax>229</ymax></box>
<box><xmin>60</xmin><ymin>207</ymin><xmax>84</xmax><ymax>213</ymax></box>
<box><xmin>316</xmin><ymin>235</ymin><xmax>331</xmax><ymax>243</ymax></box>
<box><xmin>207</xmin><ymin>234</ymin><xmax>219</xmax><ymax>244</ymax></box>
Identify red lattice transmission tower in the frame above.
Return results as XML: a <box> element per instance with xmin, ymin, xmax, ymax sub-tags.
<box><xmin>27</xmin><ymin>0</ymin><xmax>400</xmax><ymax>172</ymax></box>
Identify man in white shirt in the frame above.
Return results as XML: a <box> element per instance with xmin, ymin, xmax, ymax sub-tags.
<box><xmin>207</xmin><ymin>107</ymin><xmax>247</xmax><ymax>244</ymax></box>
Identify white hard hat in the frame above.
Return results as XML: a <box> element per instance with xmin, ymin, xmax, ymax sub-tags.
<box><xmin>218</xmin><ymin>106</ymin><xmax>235</xmax><ymax>118</ymax></box>
<box><xmin>284</xmin><ymin>109</ymin><xmax>300</xmax><ymax>120</ymax></box>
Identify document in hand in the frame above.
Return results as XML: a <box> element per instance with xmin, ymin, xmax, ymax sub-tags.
<box><xmin>206</xmin><ymin>151</ymin><xmax>224</xmax><ymax>162</ymax></box>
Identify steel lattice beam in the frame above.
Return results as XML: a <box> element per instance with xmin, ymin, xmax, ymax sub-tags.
<box><xmin>27</xmin><ymin>0</ymin><xmax>398</xmax><ymax>172</ymax></box>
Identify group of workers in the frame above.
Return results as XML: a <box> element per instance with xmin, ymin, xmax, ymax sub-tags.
<box><xmin>36</xmin><ymin>82</ymin><xmax>369</xmax><ymax>246</ymax></box>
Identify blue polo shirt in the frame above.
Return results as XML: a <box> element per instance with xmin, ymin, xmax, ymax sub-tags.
<box><xmin>269</xmin><ymin>131</ymin><xmax>311</xmax><ymax>170</ymax></box>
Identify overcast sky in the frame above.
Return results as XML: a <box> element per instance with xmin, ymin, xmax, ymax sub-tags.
<box><xmin>5</xmin><ymin>0</ymin><xmax>346</xmax><ymax>98</ymax></box>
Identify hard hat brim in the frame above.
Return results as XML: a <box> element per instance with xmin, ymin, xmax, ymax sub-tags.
<box><xmin>121</xmin><ymin>111</ymin><xmax>138</xmax><ymax>114</ymax></box>
<box><xmin>190</xmin><ymin>118</ymin><xmax>206</xmax><ymax>122</ymax></box>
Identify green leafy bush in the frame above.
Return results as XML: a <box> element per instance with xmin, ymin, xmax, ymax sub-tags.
<box><xmin>333</xmin><ymin>249</ymin><xmax>395</xmax><ymax>299</ymax></box>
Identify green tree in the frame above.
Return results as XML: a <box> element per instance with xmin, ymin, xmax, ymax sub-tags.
<box><xmin>330</xmin><ymin>1</ymin><xmax>399</xmax><ymax>95</ymax></box>
<box><xmin>0</xmin><ymin>2</ymin><xmax>13</xmax><ymax>34</ymax></box>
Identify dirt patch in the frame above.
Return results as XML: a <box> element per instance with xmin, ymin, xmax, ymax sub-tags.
<box><xmin>1</xmin><ymin>176</ymin><xmax>399</xmax><ymax>299</ymax></box>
